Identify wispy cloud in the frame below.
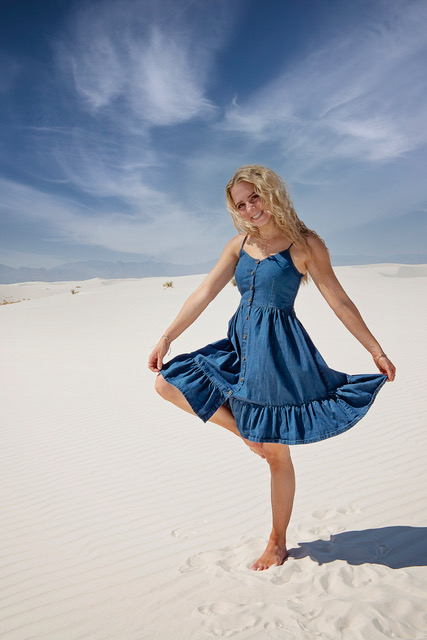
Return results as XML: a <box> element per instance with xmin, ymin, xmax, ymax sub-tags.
<box><xmin>0</xmin><ymin>0</ymin><xmax>240</xmax><ymax>266</ymax></box>
<box><xmin>48</xmin><ymin>127</ymin><xmax>159</xmax><ymax>201</ymax></box>
<box><xmin>222</xmin><ymin>1</ymin><xmax>427</xmax><ymax>169</ymax></box>
<box><xmin>0</xmin><ymin>177</ymin><xmax>229</xmax><ymax>263</ymax></box>
<box><xmin>56</xmin><ymin>0</ymin><xmax>226</xmax><ymax>127</ymax></box>
<box><xmin>41</xmin><ymin>0</ymin><xmax>236</xmax><ymax>224</ymax></box>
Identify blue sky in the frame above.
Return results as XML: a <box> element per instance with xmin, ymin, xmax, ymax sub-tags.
<box><xmin>0</xmin><ymin>0</ymin><xmax>426</xmax><ymax>268</ymax></box>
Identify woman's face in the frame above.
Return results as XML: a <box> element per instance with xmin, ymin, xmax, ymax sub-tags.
<box><xmin>230</xmin><ymin>181</ymin><xmax>271</xmax><ymax>227</ymax></box>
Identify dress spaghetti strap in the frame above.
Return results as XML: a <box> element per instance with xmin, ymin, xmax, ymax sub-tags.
<box><xmin>241</xmin><ymin>235</ymin><xmax>248</xmax><ymax>250</ymax></box>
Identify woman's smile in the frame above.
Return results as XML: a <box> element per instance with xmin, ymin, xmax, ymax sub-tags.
<box><xmin>230</xmin><ymin>181</ymin><xmax>272</xmax><ymax>228</ymax></box>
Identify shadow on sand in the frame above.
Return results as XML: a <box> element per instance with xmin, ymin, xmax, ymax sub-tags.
<box><xmin>289</xmin><ymin>526</ymin><xmax>427</xmax><ymax>569</ymax></box>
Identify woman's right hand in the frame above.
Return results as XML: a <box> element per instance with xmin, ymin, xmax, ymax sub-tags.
<box><xmin>148</xmin><ymin>338</ymin><xmax>170</xmax><ymax>373</ymax></box>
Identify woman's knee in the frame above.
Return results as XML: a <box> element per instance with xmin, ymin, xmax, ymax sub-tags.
<box><xmin>154</xmin><ymin>374</ymin><xmax>174</xmax><ymax>400</ymax></box>
<box><xmin>263</xmin><ymin>443</ymin><xmax>292</xmax><ymax>469</ymax></box>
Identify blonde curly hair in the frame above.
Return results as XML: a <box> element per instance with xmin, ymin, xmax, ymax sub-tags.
<box><xmin>226</xmin><ymin>165</ymin><xmax>323</xmax><ymax>282</ymax></box>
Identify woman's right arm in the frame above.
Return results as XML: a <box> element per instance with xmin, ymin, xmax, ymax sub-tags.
<box><xmin>148</xmin><ymin>235</ymin><xmax>242</xmax><ymax>372</ymax></box>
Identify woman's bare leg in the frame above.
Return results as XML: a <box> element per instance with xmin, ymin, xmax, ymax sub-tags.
<box><xmin>251</xmin><ymin>442</ymin><xmax>295</xmax><ymax>571</ymax></box>
<box><xmin>154</xmin><ymin>375</ymin><xmax>265</xmax><ymax>457</ymax></box>
<box><xmin>156</xmin><ymin>377</ymin><xmax>295</xmax><ymax>569</ymax></box>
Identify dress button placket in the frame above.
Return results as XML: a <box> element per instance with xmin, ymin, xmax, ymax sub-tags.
<box><xmin>238</xmin><ymin>258</ymin><xmax>259</xmax><ymax>390</ymax></box>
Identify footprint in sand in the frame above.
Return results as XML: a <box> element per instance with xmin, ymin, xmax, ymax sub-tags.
<box><xmin>312</xmin><ymin>508</ymin><xmax>335</xmax><ymax>520</ymax></box>
<box><xmin>197</xmin><ymin>601</ymin><xmax>261</xmax><ymax>637</ymax></box>
<box><xmin>310</xmin><ymin>506</ymin><xmax>357</xmax><ymax>538</ymax></box>
<box><xmin>297</xmin><ymin>618</ymin><xmax>325</xmax><ymax>636</ymax></box>
<box><xmin>310</xmin><ymin>524</ymin><xmax>345</xmax><ymax>538</ymax></box>
<box><xmin>336</xmin><ymin>504</ymin><xmax>362</xmax><ymax>515</ymax></box>
<box><xmin>170</xmin><ymin>519</ymin><xmax>209</xmax><ymax>539</ymax></box>
<box><xmin>269</xmin><ymin>561</ymin><xmax>309</xmax><ymax>586</ymax></box>
<box><xmin>376</xmin><ymin>543</ymin><xmax>391</xmax><ymax>557</ymax></box>
<box><xmin>170</xmin><ymin>527</ymin><xmax>198</xmax><ymax>539</ymax></box>
<box><xmin>264</xmin><ymin>621</ymin><xmax>295</xmax><ymax>639</ymax></box>
<box><xmin>179</xmin><ymin>550</ymin><xmax>219</xmax><ymax>573</ymax></box>
<box><xmin>312</xmin><ymin>504</ymin><xmax>361</xmax><ymax>520</ymax></box>
<box><xmin>179</xmin><ymin>538</ymin><xmax>266</xmax><ymax>574</ymax></box>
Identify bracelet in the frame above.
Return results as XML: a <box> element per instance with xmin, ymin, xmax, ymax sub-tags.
<box><xmin>162</xmin><ymin>335</ymin><xmax>172</xmax><ymax>355</ymax></box>
<box><xmin>373</xmin><ymin>353</ymin><xmax>387</xmax><ymax>361</ymax></box>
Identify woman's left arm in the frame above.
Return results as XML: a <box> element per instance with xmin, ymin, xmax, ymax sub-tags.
<box><xmin>305</xmin><ymin>236</ymin><xmax>396</xmax><ymax>381</ymax></box>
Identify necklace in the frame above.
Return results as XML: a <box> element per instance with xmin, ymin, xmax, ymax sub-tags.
<box><xmin>250</xmin><ymin>233</ymin><xmax>285</xmax><ymax>257</ymax></box>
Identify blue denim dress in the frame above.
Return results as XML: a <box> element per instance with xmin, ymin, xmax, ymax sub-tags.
<box><xmin>160</xmin><ymin>241</ymin><xmax>387</xmax><ymax>445</ymax></box>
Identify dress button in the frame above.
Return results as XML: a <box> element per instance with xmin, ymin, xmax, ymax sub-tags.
<box><xmin>228</xmin><ymin>390</ymin><xmax>233</xmax><ymax>396</ymax></box>
<box><xmin>248</xmin><ymin>298</ymin><xmax>252</xmax><ymax>302</ymax></box>
<box><xmin>242</xmin><ymin>356</ymin><xmax>246</xmax><ymax>361</ymax></box>
<box><xmin>250</xmin><ymin>285</ymin><xmax>253</xmax><ymax>290</ymax></box>
<box><xmin>251</xmin><ymin>270</ymin><xmax>255</xmax><ymax>275</ymax></box>
<box><xmin>240</xmin><ymin>377</ymin><xmax>244</xmax><ymax>382</ymax></box>
<box><xmin>245</xmin><ymin>315</ymin><xmax>248</xmax><ymax>320</ymax></box>
<box><xmin>256</xmin><ymin>260</ymin><xmax>260</xmax><ymax>264</ymax></box>
<box><xmin>243</xmin><ymin>334</ymin><xmax>247</xmax><ymax>339</ymax></box>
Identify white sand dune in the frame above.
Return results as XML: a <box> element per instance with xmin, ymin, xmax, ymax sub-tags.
<box><xmin>1</xmin><ymin>266</ymin><xmax>426</xmax><ymax>640</ymax></box>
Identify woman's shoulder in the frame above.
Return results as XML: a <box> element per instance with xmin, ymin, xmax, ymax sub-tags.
<box><xmin>304</xmin><ymin>233</ymin><xmax>333</xmax><ymax>273</ymax></box>
<box><xmin>292</xmin><ymin>233</ymin><xmax>330</xmax><ymax>275</ymax></box>
<box><xmin>211</xmin><ymin>235</ymin><xmax>246</xmax><ymax>269</ymax></box>
<box><xmin>224</xmin><ymin>234</ymin><xmax>247</xmax><ymax>256</ymax></box>
<box><xmin>305</xmin><ymin>233</ymin><xmax>329</xmax><ymax>256</ymax></box>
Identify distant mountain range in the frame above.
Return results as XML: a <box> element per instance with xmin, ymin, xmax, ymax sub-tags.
<box><xmin>0</xmin><ymin>259</ymin><xmax>217</xmax><ymax>284</ymax></box>
<box><xmin>332</xmin><ymin>254</ymin><xmax>427</xmax><ymax>266</ymax></box>
<box><xmin>0</xmin><ymin>254</ymin><xmax>426</xmax><ymax>284</ymax></box>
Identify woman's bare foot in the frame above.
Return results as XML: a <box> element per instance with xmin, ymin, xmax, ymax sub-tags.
<box><xmin>251</xmin><ymin>538</ymin><xmax>288</xmax><ymax>571</ymax></box>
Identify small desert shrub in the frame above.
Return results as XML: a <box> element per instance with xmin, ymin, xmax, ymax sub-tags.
<box><xmin>0</xmin><ymin>298</ymin><xmax>21</xmax><ymax>305</ymax></box>
<box><xmin>71</xmin><ymin>289</ymin><xmax>79</xmax><ymax>295</ymax></box>
<box><xmin>163</xmin><ymin>281</ymin><xmax>173</xmax><ymax>289</ymax></box>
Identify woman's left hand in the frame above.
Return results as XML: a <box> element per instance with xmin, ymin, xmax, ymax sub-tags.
<box><xmin>374</xmin><ymin>355</ymin><xmax>396</xmax><ymax>382</ymax></box>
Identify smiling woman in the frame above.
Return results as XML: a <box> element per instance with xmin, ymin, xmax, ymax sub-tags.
<box><xmin>148</xmin><ymin>164</ymin><xmax>396</xmax><ymax>572</ymax></box>
<box><xmin>225</xmin><ymin>165</ymin><xmax>323</xmax><ymax>284</ymax></box>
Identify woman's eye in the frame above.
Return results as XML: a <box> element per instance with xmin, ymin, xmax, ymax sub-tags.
<box><xmin>251</xmin><ymin>195</ymin><xmax>259</xmax><ymax>202</ymax></box>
